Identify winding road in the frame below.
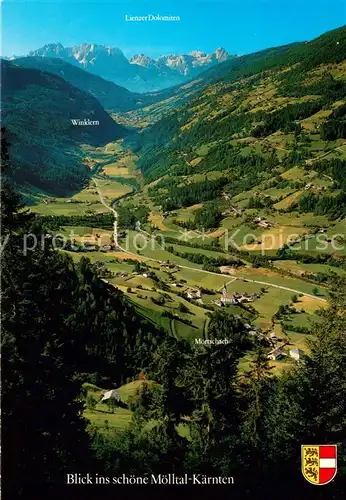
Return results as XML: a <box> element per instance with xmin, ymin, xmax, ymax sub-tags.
<box><xmin>93</xmin><ymin>177</ymin><xmax>327</xmax><ymax>302</ymax></box>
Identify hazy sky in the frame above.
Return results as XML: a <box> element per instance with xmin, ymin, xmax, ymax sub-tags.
<box><xmin>2</xmin><ymin>0</ymin><xmax>345</xmax><ymax>58</ymax></box>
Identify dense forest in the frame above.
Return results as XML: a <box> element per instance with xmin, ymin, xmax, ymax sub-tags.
<box><xmin>289</xmin><ymin>159</ymin><xmax>346</xmax><ymax>217</ymax></box>
<box><xmin>150</xmin><ymin>177</ymin><xmax>229</xmax><ymax>211</ymax></box>
<box><xmin>292</xmin><ymin>191</ymin><xmax>346</xmax><ymax>218</ymax></box>
<box><xmin>174</xmin><ymin>203</ymin><xmax>223</xmax><ymax>230</ymax></box>
<box><xmin>320</xmin><ymin>103</ymin><xmax>346</xmax><ymax>140</ymax></box>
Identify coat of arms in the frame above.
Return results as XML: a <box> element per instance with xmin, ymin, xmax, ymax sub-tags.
<box><xmin>301</xmin><ymin>445</ymin><xmax>337</xmax><ymax>485</ymax></box>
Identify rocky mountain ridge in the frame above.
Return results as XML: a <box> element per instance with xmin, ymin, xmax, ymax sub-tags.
<box><xmin>26</xmin><ymin>43</ymin><xmax>235</xmax><ymax>92</ymax></box>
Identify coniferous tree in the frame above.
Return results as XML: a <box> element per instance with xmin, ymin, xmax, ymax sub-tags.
<box><xmin>1</xmin><ymin>136</ymin><xmax>93</xmax><ymax>497</ymax></box>
<box><xmin>184</xmin><ymin>311</ymin><xmax>245</xmax><ymax>474</ymax></box>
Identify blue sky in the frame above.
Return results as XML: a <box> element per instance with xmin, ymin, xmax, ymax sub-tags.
<box><xmin>2</xmin><ymin>0</ymin><xmax>345</xmax><ymax>58</ymax></box>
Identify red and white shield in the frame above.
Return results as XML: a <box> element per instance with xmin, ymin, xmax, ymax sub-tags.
<box><xmin>301</xmin><ymin>445</ymin><xmax>337</xmax><ymax>485</ymax></box>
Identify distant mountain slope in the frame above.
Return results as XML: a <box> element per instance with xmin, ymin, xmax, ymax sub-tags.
<box><xmin>1</xmin><ymin>60</ymin><xmax>126</xmax><ymax>195</ymax></box>
<box><xmin>13</xmin><ymin>57</ymin><xmax>157</xmax><ymax>112</ymax></box>
<box><xmin>26</xmin><ymin>43</ymin><xmax>235</xmax><ymax>92</ymax></box>
<box><xmin>132</xmin><ymin>26</ymin><xmax>346</xmax><ymax>221</ymax></box>
<box><xmin>116</xmin><ymin>43</ymin><xmax>303</xmax><ymax>128</ymax></box>
<box><xmin>133</xmin><ymin>25</ymin><xmax>346</xmax><ymax>147</ymax></box>
<box><xmin>120</xmin><ymin>26</ymin><xmax>346</xmax><ymax>128</ymax></box>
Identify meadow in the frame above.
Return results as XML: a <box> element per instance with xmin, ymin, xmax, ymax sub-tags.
<box><xmin>28</xmin><ymin>131</ymin><xmax>340</xmax><ymax>352</ymax></box>
<box><xmin>83</xmin><ymin>380</ymin><xmax>190</xmax><ymax>438</ymax></box>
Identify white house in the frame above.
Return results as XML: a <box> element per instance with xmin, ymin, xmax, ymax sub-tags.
<box><xmin>187</xmin><ymin>289</ymin><xmax>202</xmax><ymax>300</ymax></box>
<box><xmin>143</xmin><ymin>272</ymin><xmax>154</xmax><ymax>278</ymax></box>
<box><xmin>101</xmin><ymin>389</ymin><xmax>120</xmax><ymax>402</ymax></box>
<box><xmin>257</xmin><ymin>220</ymin><xmax>270</xmax><ymax>229</ymax></box>
<box><xmin>289</xmin><ymin>348</ymin><xmax>303</xmax><ymax>361</ymax></box>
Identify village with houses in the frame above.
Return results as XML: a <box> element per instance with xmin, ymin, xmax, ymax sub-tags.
<box><xmin>49</xmin><ymin>181</ymin><xmax>326</xmax><ymax>375</ymax></box>
<box><xmin>98</xmin><ymin>253</ymin><xmax>309</xmax><ymax>369</ymax></box>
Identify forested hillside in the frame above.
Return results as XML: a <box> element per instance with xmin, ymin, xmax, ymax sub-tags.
<box><xmin>132</xmin><ymin>26</ymin><xmax>346</xmax><ymax>221</ymax></box>
<box><xmin>118</xmin><ymin>26</ymin><xmax>346</xmax><ymax>128</ymax></box>
<box><xmin>1</xmin><ymin>60</ymin><xmax>127</xmax><ymax>195</ymax></box>
<box><xmin>13</xmin><ymin>57</ymin><xmax>161</xmax><ymax>112</ymax></box>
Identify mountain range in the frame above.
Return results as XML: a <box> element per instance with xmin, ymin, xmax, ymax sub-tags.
<box><xmin>24</xmin><ymin>43</ymin><xmax>234</xmax><ymax>92</ymax></box>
